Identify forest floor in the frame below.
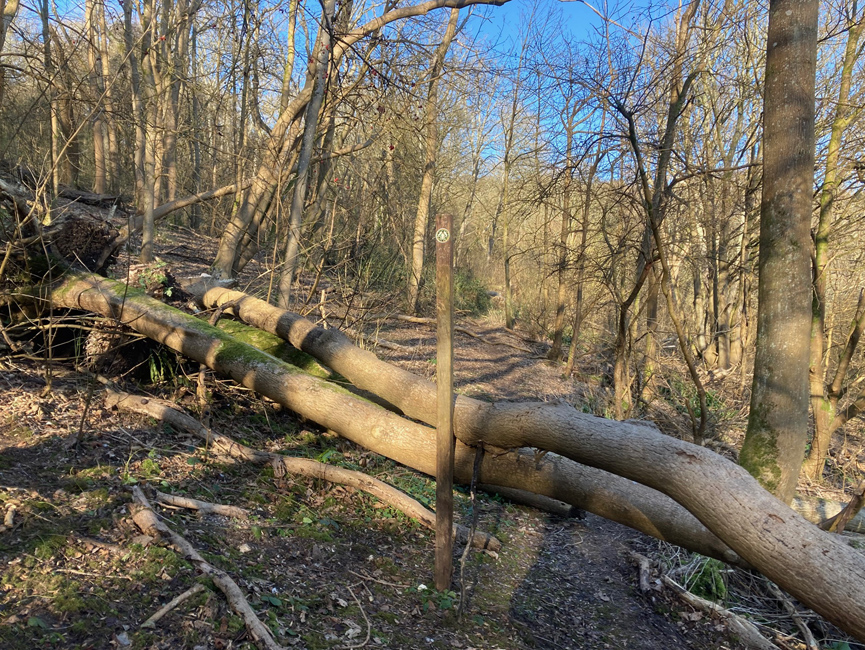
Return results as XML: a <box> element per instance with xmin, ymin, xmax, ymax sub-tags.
<box><xmin>0</xmin><ymin>226</ymin><xmax>861</xmax><ymax>650</ymax></box>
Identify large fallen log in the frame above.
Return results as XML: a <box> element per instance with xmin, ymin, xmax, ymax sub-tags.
<box><xmin>197</xmin><ymin>287</ymin><xmax>865</xmax><ymax>642</ymax></box>
<box><xmin>50</xmin><ymin>270</ymin><xmax>742</xmax><ymax>560</ymax></box>
<box><xmin>49</xmin><ymin>272</ymin><xmax>865</xmax><ymax>641</ymax></box>
<box><xmin>199</xmin><ymin>290</ymin><xmax>865</xmax><ymax>527</ymax></box>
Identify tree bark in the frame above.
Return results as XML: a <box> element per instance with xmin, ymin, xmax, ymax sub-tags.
<box><xmin>278</xmin><ymin>0</ymin><xmax>337</xmax><ymax>308</ymax></box>
<box><xmin>0</xmin><ymin>0</ymin><xmax>20</xmax><ymax>108</ymax></box>
<box><xmin>741</xmin><ymin>0</ymin><xmax>818</xmax><ymax>503</ymax></box>
<box><xmin>85</xmin><ymin>0</ymin><xmax>106</xmax><ymax>194</ymax></box>
<box><xmin>804</xmin><ymin>4</ymin><xmax>864</xmax><ymax>482</ymax></box>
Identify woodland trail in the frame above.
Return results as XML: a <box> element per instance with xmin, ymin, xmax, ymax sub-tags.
<box><xmin>0</xmin><ymin>228</ymin><xmax>843</xmax><ymax>649</ymax></box>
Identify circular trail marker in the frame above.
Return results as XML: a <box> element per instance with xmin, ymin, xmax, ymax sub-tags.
<box><xmin>435</xmin><ymin>228</ymin><xmax>450</xmax><ymax>243</ymax></box>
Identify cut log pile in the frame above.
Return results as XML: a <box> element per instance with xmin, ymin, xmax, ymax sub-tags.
<box><xmin>43</xmin><ymin>269</ymin><xmax>865</xmax><ymax>643</ymax></box>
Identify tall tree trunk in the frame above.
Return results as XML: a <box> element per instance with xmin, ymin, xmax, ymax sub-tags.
<box><xmin>740</xmin><ymin>0</ymin><xmax>818</xmax><ymax>503</ymax></box>
<box><xmin>406</xmin><ymin>8</ymin><xmax>460</xmax><ymax>313</ymax></box>
<box><xmin>277</xmin><ymin>0</ymin><xmax>337</xmax><ymax>308</ymax></box>
<box><xmin>548</xmin><ymin>171</ymin><xmax>572</xmax><ymax>359</ymax></box>
<box><xmin>96</xmin><ymin>0</ymin><xmax>118</xmax><ymax>189</ymax></box>
<box><xmin>189</xmin><ymin>22</ymin><xmax>202</xmax><ymax>229</ymax></box>
<box><xmin>503</xmin><ymin>218</ymin><xmax>514</xmax><ymax>328</ymax></box>
<box><xmin>85</xmin><ymin>0</ymin><xmax>106</xmax><ymax>194</ymax></box>
<box><xmin>58</xmin><ymin>76</ymin><xmax>79</xmax><ymax>187</ymax></box>
<box><xmin>803</xmin><ymin>3</ymin><xmax>863</xmax><ymax>482</ymax></box>
<box><xmin>124</xmin><ymin>0</ymin><xmax>146</xmax><ymax>206</ymax></box>
<box><xmin>0</xmin><ymin>0</ymin><xmax>20</xmax><ymax>108</ymax></box>
<box><xmin>279</xmin><ymin>0</ymin><xmax>299</xmax><ymax>114</ymax></box>
<box><xmin>609</xmin><ymin>0</ymin><xmax>701</xmax><ymax>417</ymax></box>
<box><xmin>163</xmin><ymin>0</ymin><xmax>196</xmax><ymax>205</ymax></box>
<box><xmin>38</xmin><ymin>0</ymin><xmax>60</xmax><ymax>195</ymax></box>
<box><xmin>548</xmin><ymin>88</ymin><xmax>588</xmax><ymax>359</ymax></box>
<box><xmin>140</xmin><ymin>0</ymin><xmax>161</xmax><ymax>263</ymax></box>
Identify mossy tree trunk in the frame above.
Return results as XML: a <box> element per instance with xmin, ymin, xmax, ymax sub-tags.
<box><xmin>740</xmin><ymin>0</ymin><xmax>819</xmax><ymax>503</ymax></box>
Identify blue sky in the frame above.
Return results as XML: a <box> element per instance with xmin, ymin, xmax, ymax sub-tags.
<box><xmin>474</xmin><ymin>0</ymin><xmax>685</xmax><ymax>49</ymax></box>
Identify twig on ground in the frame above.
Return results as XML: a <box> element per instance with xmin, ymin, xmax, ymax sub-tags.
<box><xmin>73</xmin><ymin>535</ymin><xmax>124</xmax><ymax>554</ymax></box>
<box><xmin>130</xmin><ymin>486</ymin><xmax>287</xmax><ymax>650</ymax></box>
<box><xmin>55</xmin><ymin>569</ymin><xmax>133</xmax><ymax>580</ymax></box>
<box><xmin>154</xmin><ymin>490</ymin><xmax>249</xmax><ymax>520</ymax></box>
<box><xmin>339</xmin><ymin>586</ymin><xmax>371</xmax><ymax>650</ymax></box>
<box><xmin>141</xmin><ymin>582</ymin><xmax>206</xmax><ymax>629</ymax></box>
<box><xmin>628</xmin><ymin>551</ymin><xmax>654</xmax><ymax>593</ymax></box>
<box><xmin>765</xmin><ymin>582</ymin><xmax>819</xmax><ymax>650</ymax></box>
<box><xmin>347</xmin><ymin>569</ymin><xmax>410</xmax><ymax>590</ymax></box>
<box><xmin>660</xmin><ymin>575</ymin><xmax>777</xmax><ymax>650</ymax></box>
<box><xmin>272</xmin><ymin>455</ymin><xmax>501</xmax><ymax>552</ymax></box>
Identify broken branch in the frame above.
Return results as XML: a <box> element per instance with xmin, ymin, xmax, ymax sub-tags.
<box><xmin>130</xmin><ymin>486</ymin><xmax>286</xmax><ymax>650</ymax></box>
<box><xmin>140</xmin><ymin>583</ymin><xmax>206</xmax><ymax>629</ymax></box>
<box><xmin>153</xmin><ymin>491</ymin><xmax>250</xmax><ymax>520</ymax></box>
<box><xmin>661</xmin><ymin>575</ymin><xmax>776</xmax><ymax>650</ymax></box>
<box><xmin>108</xmin><ymin>389</ymin><xmax>500</xmax><ymax>551</ymax></box>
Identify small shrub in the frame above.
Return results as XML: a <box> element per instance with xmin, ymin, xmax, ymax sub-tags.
<box><xmin>454</xmin><ymin>269</ymin><xmax>491</xmax><ymax>315</ymax></box>
<box><xmin>687</xmin><ymin>557</ymin><xmax>727</xmax><ymax>602</ymax></box>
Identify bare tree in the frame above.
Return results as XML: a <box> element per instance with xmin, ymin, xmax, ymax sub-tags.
<box><xmin>406</xmin><ymin>7</ymin><xmax>460</xmax><ymax>313</ymax></box>
<box><xmin>803</xmin><ymin>0</ymin><xmax>865</xmax><ymax>482</ymax></box>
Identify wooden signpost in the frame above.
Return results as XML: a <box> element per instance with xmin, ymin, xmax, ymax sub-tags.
<box><xmin>434</xmin><ymin>213</ymin><xmax>455</xmax><ymax>591</ymax></box>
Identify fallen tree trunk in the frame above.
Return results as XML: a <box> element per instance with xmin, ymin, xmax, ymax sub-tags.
<box><xmin>200</xmin><ymin>288</ymin><xmax>865</xmax><ymax>532</ymax></box>
<box><xmin>197</xmin><ymin>287</ymin><xmax>865</xmax><ymax>642</ymax></box>
<box><xmin>50</xmin><ymin>270</ymin><xmax>743</xmax><ymax>563</ymax></box>
<box><xmin>49</xmin><ymin>272</ymin><xmax>865</xmax><ymax>641</ymax></box>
